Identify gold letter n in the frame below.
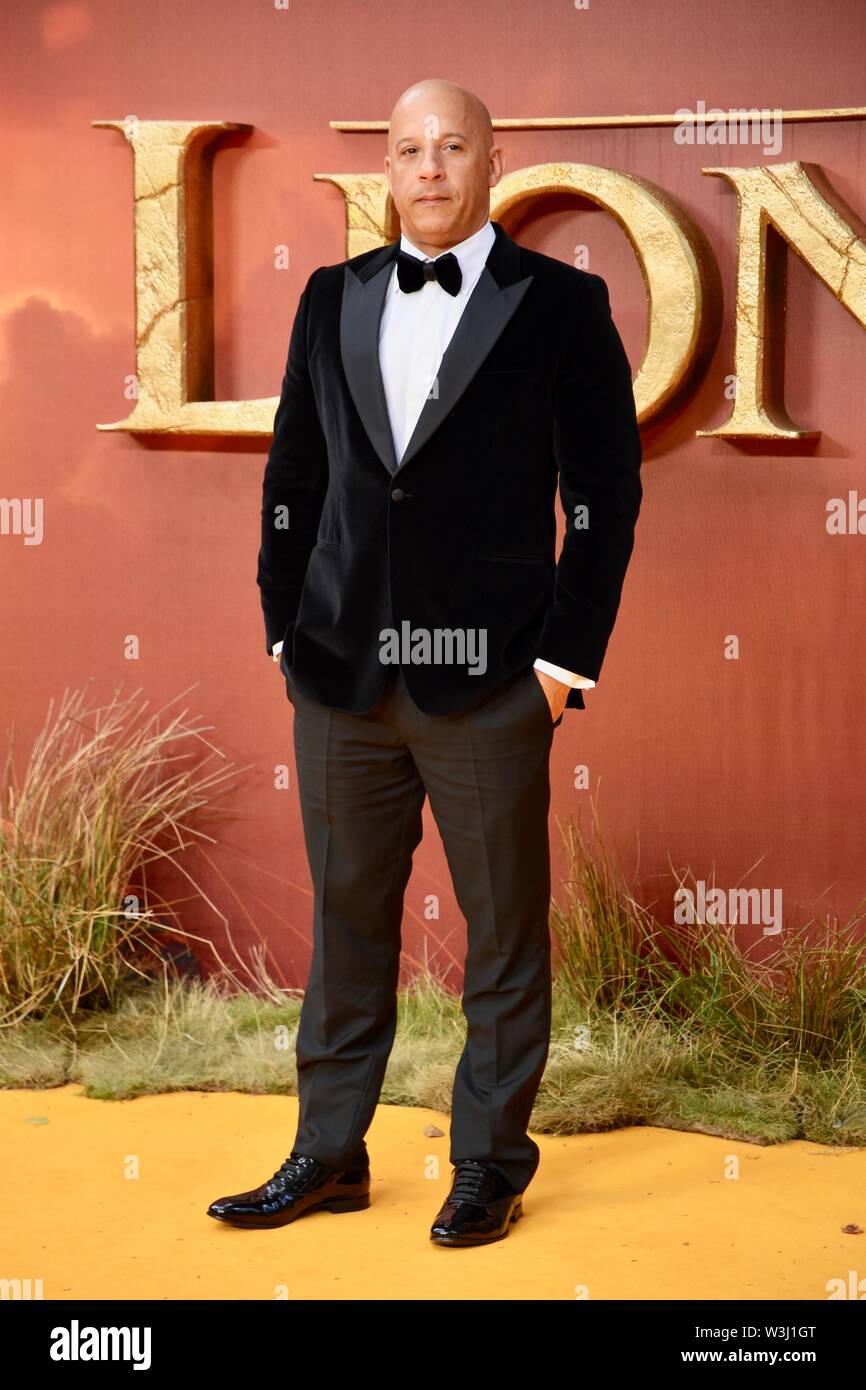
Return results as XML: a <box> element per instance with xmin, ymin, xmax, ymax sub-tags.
<box><xmin>699</xmin><ymin>161</ymin><xmax>866</xmax><ymax>440</ymax></box>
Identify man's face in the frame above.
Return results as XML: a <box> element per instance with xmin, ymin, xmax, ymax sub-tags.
<box><xmin>385</xmin><ymin>89</ymin><xmax>503</xmax><ymax>251</ymax></box>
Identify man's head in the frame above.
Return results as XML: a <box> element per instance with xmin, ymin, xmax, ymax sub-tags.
<box><xmin>385</xmin><ymin>79</ymin><xmax>504</xmax><ymax>255</ymax></box>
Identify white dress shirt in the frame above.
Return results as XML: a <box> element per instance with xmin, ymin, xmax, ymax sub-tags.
<box><xmin>273</xmin><ymin>218</ymin><xmax>595</xmax><ymax>692</ymax></box>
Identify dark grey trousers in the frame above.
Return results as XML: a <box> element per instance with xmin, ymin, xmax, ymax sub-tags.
<box><xmin>284</xmin><ymin>661</ymin><xmax>559</xmax><ymax>1194</ymax></box>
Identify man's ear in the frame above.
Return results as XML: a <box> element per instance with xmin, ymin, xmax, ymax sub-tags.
<box><xmin>489</xmin><ymin>145</ymin><xmax>504</xmax><ymax>188</ymax></box>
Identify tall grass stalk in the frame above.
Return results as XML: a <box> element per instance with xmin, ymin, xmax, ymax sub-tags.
<box><xmin>550</xmin><ymin>803</ymin><xmax>866</xmax><ymax>1068</ymax></box>
<box><xmin>0</xmin><ymin>685</ymin><xmax>242</xmax><ymax>1027</ymax></box>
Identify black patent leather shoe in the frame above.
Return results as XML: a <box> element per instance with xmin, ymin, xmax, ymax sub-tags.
<box><xmin>429</xmin><ymin>1159</ymin><xmax>524</xmax><ymax>1246</ymax></box>
<box><xmin>207</xmin><ymin>1151</ymin><xmax>370</xmax><ymax>1229</ymax></box>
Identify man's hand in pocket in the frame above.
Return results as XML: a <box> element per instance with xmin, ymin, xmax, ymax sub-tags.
<box><xmin>533</xmin><ymin>669</ymin><xmax>570</xmax><ymax>722</ymax></box>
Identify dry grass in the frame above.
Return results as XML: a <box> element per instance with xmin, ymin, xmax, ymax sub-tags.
<box><xmin>0</xmin><ymin>685</ymin><xmax>242</xmax><ymax>1027</ymax></box>
<box><xmin>550</xmin><ymin>805</ymin><xmax>866</xmax><ymax>1067</ymax></box>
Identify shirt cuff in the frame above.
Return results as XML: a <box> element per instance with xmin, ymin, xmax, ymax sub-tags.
<box><xmin>272</xmin><ymin>640</ymin><xmax>283</xmax><ymax>660</ymax></box>
<box><xmin>533</xmin><ymin>657</ymin><xmax>596</xmax><ymax>689</ymax></box>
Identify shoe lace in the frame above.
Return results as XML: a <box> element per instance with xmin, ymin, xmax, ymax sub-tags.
<box><xmin>269</xmin><ymin>1154</ymin><xmax>307</xmax><ymax>1190</ymax></box>
<box><xmin>450</xmin><ymin>1162</ymin><xmax>489</xmax><ymax>1203</ymax></box>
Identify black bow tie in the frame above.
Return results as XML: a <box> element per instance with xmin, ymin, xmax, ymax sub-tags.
<box><xmin>396</xmin><ymin>248</ymin><xmax>462</xmax><ymax>297</ymax></box>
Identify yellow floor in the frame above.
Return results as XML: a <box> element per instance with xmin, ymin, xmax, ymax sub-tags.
<box><xmin>3</xmin><ymin>1084</ymin><xmax>862</xmax><ymax>1300</ymax></box>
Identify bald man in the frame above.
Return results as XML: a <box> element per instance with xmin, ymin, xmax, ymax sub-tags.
<box><xmin>209</xmin><ymin>78</ymin><xmax>643</xmax><ymax>1246</ymax></box>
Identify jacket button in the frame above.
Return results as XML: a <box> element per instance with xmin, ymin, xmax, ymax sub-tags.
<box><xmin>391</xmin><ymin>488</ymin><xmax>405</xmax><ymax>502</ymax></box>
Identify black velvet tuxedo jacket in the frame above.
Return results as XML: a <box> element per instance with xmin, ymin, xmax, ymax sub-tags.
<box><xmin>256</xmin><ymin>219</ymin><xmax>642</xmax><ymax>716</ymax></box>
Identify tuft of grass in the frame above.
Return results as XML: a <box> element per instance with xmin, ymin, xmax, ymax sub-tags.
<box><xmin>0</xmin><ymin>685</ymin><xmax>243</xmax><ymax>1027</ymax></box>
<box><xmin>70</xmin><ymin>976</ymin><xmax>303</xmax><ymax>1099</ymax></box>
<box><xmin>550</xmin><ymin>807</ymin><xmax>866</xmax><ymax>1068</ymax></box>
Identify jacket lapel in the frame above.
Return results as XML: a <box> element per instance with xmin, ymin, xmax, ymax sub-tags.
<box><xmin>339</xmin><ymin>220</ymin><xmax>534</xmax><ymax>477</ymax></box>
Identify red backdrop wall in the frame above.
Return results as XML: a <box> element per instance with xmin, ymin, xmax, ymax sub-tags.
<box><xmin>2</xmin><ymin>0</ymin><xmax>865</xmax><ymax>987</ymax></box>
